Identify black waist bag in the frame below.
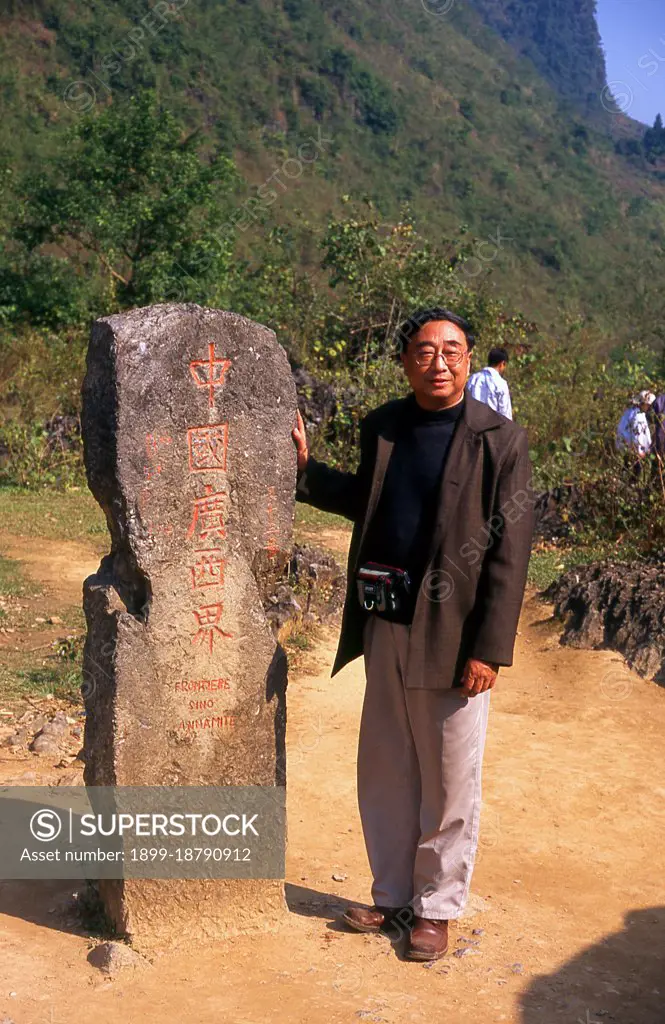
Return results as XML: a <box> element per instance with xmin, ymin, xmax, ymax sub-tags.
<box><xmin>356</xmin><ymin>562</ymin><xmax>412</xmax><ymax>614</ymax></box>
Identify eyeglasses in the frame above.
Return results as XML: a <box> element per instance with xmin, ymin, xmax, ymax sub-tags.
<box><xmin>412</xmin><ymin>345</ymin><xmax>468</xmax><ymax>369</ymax></box>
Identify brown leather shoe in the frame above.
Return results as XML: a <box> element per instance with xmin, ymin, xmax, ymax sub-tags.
<box><xmin>342</xmin><ymin>905</ymin><xmax>402</xmax><ymax>933</ymax></box>
<box><xmin>407</xmin><ymin>917</ymin><xmax>449</xmax><ymax>960</ymax></box>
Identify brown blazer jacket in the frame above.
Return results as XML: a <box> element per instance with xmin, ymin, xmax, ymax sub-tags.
<box><xmin>295</xmin><ymin>394</ymin><xmax>535</xmax><ymax>689</ymax></box>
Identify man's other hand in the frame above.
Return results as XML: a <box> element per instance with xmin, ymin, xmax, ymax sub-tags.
<box><xmin>292</xmin><ymin>410</ymin><xmax>309</xmax><ymax>474</ymax></box>
<box><xmin>461</xmin><ymin>658</ymin><xmax>499</xmax><ymax>697</ymax></box>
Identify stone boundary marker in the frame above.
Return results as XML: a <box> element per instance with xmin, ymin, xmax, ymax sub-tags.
<box><xmin>81</xmin><ymin>303</ymin><xmax>297</xmax><ymax>947</ymax></box>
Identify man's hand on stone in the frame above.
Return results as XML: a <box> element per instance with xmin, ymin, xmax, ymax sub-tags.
<box><xmin>461</xmin><ymin>658</ymin><xmax>499</xmax><ymax>697</ymax></box>
<box><xmin>292</xmin><ymin>410</ymin><xmax>309</xmax><ymax>474</ymax></box>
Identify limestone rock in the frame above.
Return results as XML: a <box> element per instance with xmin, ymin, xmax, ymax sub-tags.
<box><xmin>29</xmin><ymin>734</ymin><xmax>62</xmax><ymax>756</ymax></box>
<box><xmin>80</xmin><ymin>304</ymin><xmax>297</xmax><ymax>947</ymax></box>
<box><xmin>287</xmin><ymin>544</ymin><xmax>346</xmax><ymax>620</ymax></box>
<box><xmin>546</xmin><ymin>557</ymin><xmax>665</xmax><ymax>682</ymax></box>
<box><xmin>29</xmin><ymin>711</ymin><xmax>70</xmax><ymax>754</ymax></box>
<box><xmin>533</xmin><ymin>484</ymin><xmax>588</xmax><ymax>541</ymax></box>
<box><xmin>87</xmin><ymin>941</ymin><xmax>150</xmax><ymax>976</ymax></box>
<box><xmin>265</xmin><ymin>584</ymin><xmax>302</xmax><ymax>632</ymax></box>
<box><xmin>3</xmin><ymin>730</ymin><xmax>28</xmax><ymax>749</ymax></box>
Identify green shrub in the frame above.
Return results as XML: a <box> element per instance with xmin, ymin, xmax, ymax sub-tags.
<box><xmin>0</xmin><ymin>419</ymin><xmax>84</xmax><ymax>489</ymax></box>
<box><xmin>0</xmin><ymin>326</ymin><xmax>86</xmax><ymax>489</ymax></box>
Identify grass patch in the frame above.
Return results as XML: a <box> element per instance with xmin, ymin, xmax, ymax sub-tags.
<box><xmin>285</xmin><ymin>631</ymin><xmax>313</xmax><ymax>652</ymax></box>
<box><xmin>0</xmin><ymin>553</ymin><xmax>41</xmax><ymax>629</ymax></box>
<box><xmin>0</xmin><ymin>553</ymin><xmax>40</xmax><ymax>598</ymax></box>
<box><xmin>0</xmin><ymin>632</ymin><xmax>85</xmax><ymax>706</ymax></box>
<box><xmin>1</xmin><ymin>661</ymin><xmax>83</xmax><ymax>704</ymax></box>
<box><xmin>294</xmin><ymin>503</ymin><xmax>351</xmax><ymax>536</ymax></box>
<box><xmin>0</xmin><ymin>487</ymin><xmax>106</xmax><ymax>547</ymax></box>
<box><xmin>527</xmin><ymin>541</ymin><xmax>635</xmax><ymax>592</ymax></box>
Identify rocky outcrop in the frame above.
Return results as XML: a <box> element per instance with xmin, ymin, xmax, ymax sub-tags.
<box><xmin>533</xmin><ymin>484</ymin><xmax>588</xmax><ymax>542</ymax></box>
<box><xmin>291</xmin><ymin>363</ymin><xmax>360</xmax><ymax>451</ymax></box>
<box><xmin>546</xmin><ymin>558</ymin><xmax>665</xmax><ymax>683</ymax></box>
<box><xmin>263</xmin><ymin>544</ymin><xmax>345</xmax><ymax>634</ymax></box>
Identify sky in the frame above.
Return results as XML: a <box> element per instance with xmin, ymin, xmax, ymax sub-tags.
<box><xmin>596</xmin><ymin>0</ymin><xmax>665</xmax><ymax>125</ymax></box>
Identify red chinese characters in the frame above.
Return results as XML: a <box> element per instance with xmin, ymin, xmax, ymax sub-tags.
<box><xmin>190</xmin><ymin>550</ymin><xmax>225</xmax><ymax>590</ymax></box>
<box><xmin>188</xmin><ymin>424</ymin><xmax>229</xmax><ymax>473</ymax></box>
<box><xmin>146</xmin><ymin>433</ymin><xmax>173</xmax><ymax>460</ymax></box>
<box><xmin>264</xmin><ymin>484</ymin><xmax>279</xmax><ymax>558</ymax></box>
<box><xmin>140</xmin><ymin>433</ymin><xmax>173</xmax><ymax>537</ymax></box>
<box><xmin>187</xmin><ymin>485</ymin><xmax>229</xmax><ymax>545</ymax></box>
<box><xmin>191</xmin><ymin>602</ymin><xmax>233</xmax><ymax>653</ymax></box>
<box><xmin>189</xmin><ymin>342</ymin><xmax>232</xmax><ymax>409</ymax></box>
<box><xmin>179</xmin><ymin>346</ymin><xmax>235</xmax><ymax>683</ymax></box>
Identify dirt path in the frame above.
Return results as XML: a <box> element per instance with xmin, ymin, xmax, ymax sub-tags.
<box><xmin>297</xmin><ymin>527</ymin><xmax>352</xmax><ymax>560</ymax></box>
<box><xmin>0</xmin><ymin>531</ymin><xmax>100</xmax><ymax>662</ymax></box>
<box><xmin>0</xmin><ymin>536</ymin><xmax>663</xmax><ymax>1023</ymax></box>
<box><xmin>0</xmin><ymin>532</ymin><xmax>100</xmax><ymax>610</ymax></box>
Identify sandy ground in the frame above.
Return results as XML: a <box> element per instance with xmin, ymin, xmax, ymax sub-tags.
<box><xmin>0</xmin><ymin>534</ymin><xmax>663</xmax><ymax>1024</ymax></box>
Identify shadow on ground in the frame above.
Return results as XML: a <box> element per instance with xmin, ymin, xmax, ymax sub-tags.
<box><xmin>520</xmin><ymin>906</ymin><xmax>665</xmax><ymax>1024</ymax></box>
<box><xmin>0</xmin><ymin>880</ymin><xmax>91</xmax><ymax>936</ymax></box>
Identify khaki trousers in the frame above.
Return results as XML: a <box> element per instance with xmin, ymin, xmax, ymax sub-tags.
<box><xmin>357</xmin><ymin>615</ymin><xmax>491</xmax><ymax>920</ymax></box>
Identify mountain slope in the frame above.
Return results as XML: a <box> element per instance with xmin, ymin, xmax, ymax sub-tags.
<box><xmin>0</xmin><ymin>0</ymin><xmax>663</xmax><ymax>340</ymax></box>
<box><xmin>468</xmin><ymin>0</ymin><xmax>608</xmax><ymax>112</ymax></box>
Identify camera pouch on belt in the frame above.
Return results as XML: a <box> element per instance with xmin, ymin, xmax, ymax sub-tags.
<box><xmin>356</xmin><ymin>562</ymin><xmax>412</xmax><ymax>614</ymax></box>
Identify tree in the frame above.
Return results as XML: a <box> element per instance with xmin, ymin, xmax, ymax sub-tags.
<box><xmin>643</xmin><ymin>113</ymin><xmax>665</xmax><ymax>163</ymax></box>
<box><xmin>8</xmin><ymin>92</ymin><xmax>241</xmax><ymax>324</ymax></box>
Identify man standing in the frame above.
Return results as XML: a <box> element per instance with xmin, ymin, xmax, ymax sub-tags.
<box><xmin>291</xmin><ymin>308</ymin><xmax>534</xmax><ymax>962</ymax></box>
<box><xmin>466</xmin><ymin>346</ymin><xmax>513</xmax><ymax>420</ymax></box>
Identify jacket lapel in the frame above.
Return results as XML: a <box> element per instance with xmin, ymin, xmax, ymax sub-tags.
<box><xmin>356</xmin><ymin>433</ymin><xmax>395</xmax><ymax>564</ymax></box>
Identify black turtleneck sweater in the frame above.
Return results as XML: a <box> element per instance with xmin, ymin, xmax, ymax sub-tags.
<box><xmin>359</xmin><ymin>393</ymin><xmax>465</xmax><ymax>624</ymax></box>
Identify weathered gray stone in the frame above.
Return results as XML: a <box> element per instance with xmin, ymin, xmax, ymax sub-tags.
<box><xmin>29</xmin><ymin>734</ymin><xmax>62</xmax><ymax>755</ymax></box>
<box><xmin>264</xmin><ymin>584</ymin><xmax>302</xmax><ymax>632</ymax></box>
<box><xmin>28</xmin><ymin>711</ymin><xmax>71</xmax><ymax>754</ymax></box>
<box><xmin>87</xmin><ymin>941</ymin><xmax>149</xmax><ymax>975</ymax></box>
<box><xmin>288</xmin><ymin>544</ymin><xmax>346</xmax><ymax>620</ymax></box>
<box><xmin>81</xmin><ymin>304</ymin><xmax>297</xmax><ymax>948</ymax></box>
<box><xmin>3</xmin><ymin>730</ymin><xmax>28</xmax><ymax>748</ymax></box>
<box><xmin>41</xmin><ymin>711</ymin><xmax>69</xmax><ymax>736</ymax></box>
<box><xmin>546</xmin><ymin>557</ymin><xmax>665</xmax><ymax>683</ymax></box>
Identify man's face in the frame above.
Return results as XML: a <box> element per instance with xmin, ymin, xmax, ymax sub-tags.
<box><xmin>496</xmin><ymin>360</ymin><xmax>507</xmax><ymax>377</ymax></box>
<box><xmin>400</xmin><ymin>320</ymin><xmax>471</xmax><ymax>408</ymax></box>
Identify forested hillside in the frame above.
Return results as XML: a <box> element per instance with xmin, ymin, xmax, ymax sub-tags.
<box><xmin>468</xmin><ymin>0</ymin><xmax>608</xmax><ymax>112</ymax></box>
<box><xmin>0</xmin><ymin>0</ymin><xmax>664</xmax><ymax>341</ymax></box>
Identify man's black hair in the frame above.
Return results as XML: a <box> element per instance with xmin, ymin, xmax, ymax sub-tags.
<box><xmin>487</xmin><ymin>347</ymin><xmax>509</xmax><ymax>367</ymax></box>
<box><xmin>395</xmin><ymin>307</ymin><xmax>476</xmax><ymax>354</ymax></box>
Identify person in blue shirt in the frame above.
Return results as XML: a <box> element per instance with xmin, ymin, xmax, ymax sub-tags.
<box><xmin>616</xmin><ymin>390</ymin><xmax>655</xmax><ymax>481</ymax></box>
<box><xmin>615</xmin><ymin>391</ymin><xmax>655</xmax><ymax>458</ymax></box>
<box><xmin>466</xmin><ymin>347</ymin><xmax>513</xmax><ymax>420</ymax></box>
